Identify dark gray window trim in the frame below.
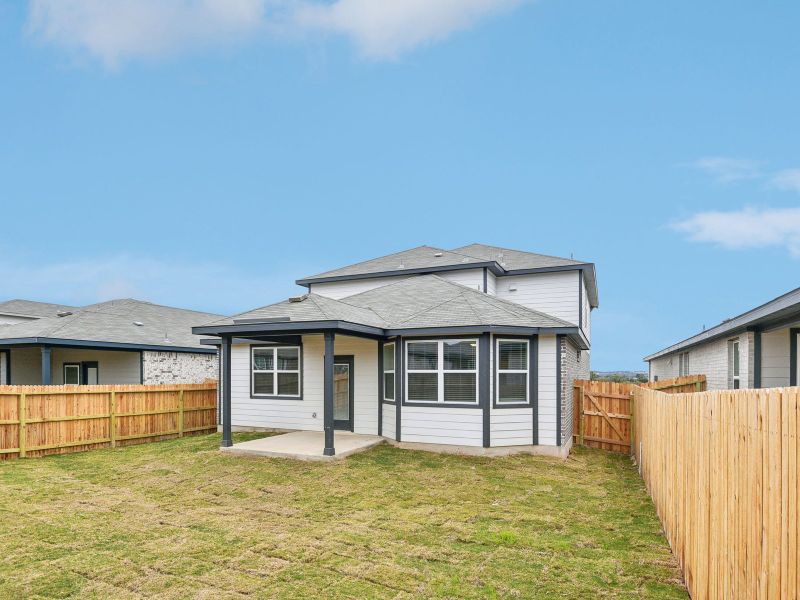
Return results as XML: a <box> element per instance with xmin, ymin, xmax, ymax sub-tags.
<box><xmin>3</xmin><ymin>350</ymin><xmax>10</xmax><ymax>385</ymax></box>
<box><xmin>492</xmin><ymin>335</ymin><xmax>535</xmax><ymax>410</ymax></box>
<box><xmin>81</xmin><ymin>361</ymin><xmax>99</xmax><ymax>385</ymax></box>
<box><xmin>0</xmin><ymin>337</ymin><xmax>216</xmax><ymax>355</ymax></box>
<box><xmin>578</xmin><ymin>270</ymin><xmax>584</xmax><ymax>335</ymax></box>
<box><xmin>751</xmin><ymin>328</ymin><xmax>762</xmax><ymax>389</ymax></box>
<box><xmin>296</xmin><ymin>261</ymin><xmax>503</xmax><ymax>287</ymax></box>
<box><xmin>378</xmin><ymin>340</ymin><xmax>383</xmax><ymax>436</ymax></box>
<box><xmin>480</xmin><ymin>333</ymin><xmax>490</xmax><ymax>448</ymax></box>
<box><xmin>403</xmin><ymin>337</ymin><xmax>481</xmax><ymax>408</ymax></box>
<box><xmin>790</xmin><ymin>328</ymin><xmax>799</xmax><ymax>387</ymax></box>
<box><xmin>556</xmin><ymin>334</ymin><xmax>564</xmax><ymax>447</ymax></box>
<box><xmin>63</xmin><ymin>362</ymin><xmax>81</xmax><ymax>384</ymax></box>
<box><xmin>140</xmin><ymin>351</ymin><xmax>144</xmax><ymax>384</ymax></box>
<box><xmin>249</xmin><ymin>342</ymin><xmax>304</xmax><ymax>401</ymax></box>
<box><xmin>395</xmin><ymin>336</ymin><xmax>402</xmax><ymax>440</ymax></box>
<box><xmin>531</xmin><ymin>334</ymin><xmax>539</xmax><ymax>445</ymax></box>
<box><xmin>381</xmin><ymin>340</ymin><xmax>397</xmax><ymax>404</ymax></box>
<box><xmin>333</xmin><ymin>354</ymin><xmax>355</xmax><ymax>432</ymax></box>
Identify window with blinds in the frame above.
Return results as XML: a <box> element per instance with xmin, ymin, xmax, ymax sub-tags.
<box><xmin>383</xmin><ymin>342</ymin><xmax>395</xmax><ymax>401</ymax></box>
<box><xmin>406</xmin><ymin>339</ymin><xmax>478</xmax><ymax>404</ymax></box>
<box><xmin>496</xmin><ymin>339</ymin><xmax>529</xmax><ymax>405</ymax></box>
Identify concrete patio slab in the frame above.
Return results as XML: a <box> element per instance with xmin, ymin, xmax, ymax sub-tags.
<box><xmin>220</xmin><ymin>431</ymin><xmax>384</xmax><ymax>461</ymax></box>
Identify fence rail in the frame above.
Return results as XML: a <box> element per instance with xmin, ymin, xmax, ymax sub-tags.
<box><xmin>632</xmin><ymin>386</ymin><xmax>798</xmax><ymax>599</ymax></box>
<box><xmin>573</xmin><ymin>375</ymin><xmax>706</xmax><ymax>453</ymax></box>
<box><xmin>0</xmin><ymin>383</ymin><xmax>217</xmax><ymax>459</ymax></box>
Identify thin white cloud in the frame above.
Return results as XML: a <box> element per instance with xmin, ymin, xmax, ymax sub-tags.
<box><xmin>672</xmin><ymin>206</ymin><xmax>800</xmax><ymax>257</ymax></box>
<box><xmin>293</xmin><ymin>0</ymin><xmax>525</xmax><ymax>60</ymax></box>
<box><xmin>687</xmin><ymin>157</ymin><xmax>762</xmax><ymax>183</ymax></box>
<box><xmin>770</xmin><ymin>169</ymin><xmax>800</xmax><ymax>193</ymax></box>
<box><xmin>0</xmin><ymin>254</ymin><xmax>303</xmax><ymax>315</ymax></box>
<box><xmin>27</xmin><ymin>0</ymin><xmax>269</xmax><ymax>68</ymax></box>
<box><xmin>26</xmin><ymin>0</ymin><xmax>526</xmax><ymax>67</ymax></box>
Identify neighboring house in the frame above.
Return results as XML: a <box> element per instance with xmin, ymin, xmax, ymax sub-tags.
<box><xmin>195</xmin><ymin>244</ymin><xmax>597</xmax><ymax>456</ymax></box>
<box><xmin>0</xmin><ymin>299</ymin><xmax>78</xmax><ymax>325</ymax></box>
<box><xmin>0</xmin><ymin>299</ymin><xmax>221</xmax><ymax>386</ymax></box>
<box><xmin>645</xmin><ymin>286</ymin><xmax>800</xmax><ymax>390</ymax></box>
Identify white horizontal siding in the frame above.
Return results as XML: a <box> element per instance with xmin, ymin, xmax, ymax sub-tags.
<box><xmin>486</xmin><ymin>271</ymin><xmax>497</xmax><ymax>295</ymax></box>
<box><xmin>382</xmin><ymin>404</ymin><xmax>396</xmax><ymax>440</ymax></box>
<box><xmin>436</xmin><ymin>268</ymin><xmax>485</xmax><ymax>292</ymax></box>
<box><xmin>762</xmin><ymin>327</ymin><xmax>791</xmax><ymax>388</ymax></box>
<box><xmin>491</xmin><ymin>408</ymin><xmax>533</xmax><ymax>447</ymax></box>
<box><xmin>496</xmin><ymin>271</ymin><xmax>579</xmax><ymax>325</ymax></box>
<box><xmin>538</xmin><ymin>335</ymin><xmax>558</xmax><ymax>446</ymax></box>
<box><xmin>310</xmin><ymin>275</ymin><xmax>409</xmax><ymax>299</ymax></box>
<box><xmin>231</xmin><ymin>335</ymin><xmax>379</xmax><ymax>433</ymax></box>
<box><xmin>582</xmin><ymin>275</ymin><xmax>591</xmax><ymax>341</ymax></box>
<box><xmin>401</xmin><ymin>406</ymin><xmax>483</xmax><ymax>446</ymax></box>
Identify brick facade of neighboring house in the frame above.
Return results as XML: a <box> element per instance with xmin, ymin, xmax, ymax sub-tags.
<box><xmin>142</xmin><ymin>351</ymin><xmax>218</xmax><ymax>385</ymax></box>
<box><xmin>649</xmin><ymin>331</ymin><xmax>754</xmax><ymax>389</ymax></box>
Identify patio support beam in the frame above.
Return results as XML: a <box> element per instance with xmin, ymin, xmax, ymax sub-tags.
<box><xmin>41</xmin><ymin>345</ymin><xmax>51</xmax><ymax>385</ymax></box>
<box><xmin>323</xmin><ymin>331</ymin><xmax>336</xmax><ymax>456</ymax></box>
<box><xmin>221</xmin><ymin>335</ymin><xmax>232</xmax><ymax>448</ymax></box>
<box><xmin>480</xmin><ymin>333</ymin><xmax>490</xmax><ymax>448</ymax></box>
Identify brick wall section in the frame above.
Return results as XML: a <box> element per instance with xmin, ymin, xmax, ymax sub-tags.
<box><xmin>649</xmin><ymin>331</ymin><xmax>753</xmax><ymax>391</ymax></box>
<box><xmin>142</xmin><ymin>351</ymin><xmax>218</xmax><ymax>385</ymax></box>
<box><xmin>560</xmin><ymin>337</ymin><xmax>589</xmax><ymax>446</ymax></box>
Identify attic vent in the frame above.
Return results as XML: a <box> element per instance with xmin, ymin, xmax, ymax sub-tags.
<box><xmin>133</xmin><ymin>321</ymin><xmax>144</xmax><ymax>326</ymax></box>
<box><xmin>434</xmin><ymin>252</ymin><xmax>443</xmax><ymax>257</ymax></box>
<box><xmin>289</xmin><ymin>295</ymin><xmax>308</xmax><ymax>303</ymax></box>
<box><xmin>56</xmin><ymin>311</ymin><xmax>72</xmax><ymax>317</ymax></box>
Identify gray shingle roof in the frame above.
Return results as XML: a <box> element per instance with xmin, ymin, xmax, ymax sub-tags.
<box><xmin>452</xmin><ymin>243</ymin><xmax>585</xmax><ymax>270</ymax></box>
<box><xmin>299</xmin><ymin>245</ymin><xmax>487</xmax><ymax>281</ymax></box>
<box><xmin>295</xmin><ymin>243</ymin><xmax>599</xmax><ymax>308</ymax></box>
<box><xmin>0</xmin><ymin>299</ymin><xmax>78</xmax><ymax>319</ymax></box>
<box><xmin>0</xmin><ymin>299</ymin><xmax>222</xmax><ymax>350</ymax></box>
<box><xmin>644</xmin><ymin>286</ymin><xmax>800</xmax><ymax>361</ymax></box>
<box><xmin>204</xmin><ymin>275</ymin><xmax>573</xmax><ymax>332</ymax></box>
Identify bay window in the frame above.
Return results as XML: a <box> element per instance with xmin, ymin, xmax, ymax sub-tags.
<box><xmin>251</xmin><ymin>346</ymin><xmax>301</xmax><ymax>398</ymax></box>
<box><xmin>406</xmin><ymin>339</ymin><xmax>478</xmax><ymax>404</ymax></box>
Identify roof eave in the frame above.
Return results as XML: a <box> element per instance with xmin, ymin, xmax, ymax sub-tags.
<box><xmin>296</xmin><ymin>261</ymin><xmax>504</xmax><ymax>287</ymax></box>
<box><xmin>0</xmin><ymin>337</ymin><xmax>216</xmax><ymax>354</ymax></box>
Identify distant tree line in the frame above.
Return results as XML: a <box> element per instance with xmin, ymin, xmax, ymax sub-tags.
<box><xmin>590</xmin><ymin>371</ymin><xmax>648</xmax><ymax>384</ymax></box>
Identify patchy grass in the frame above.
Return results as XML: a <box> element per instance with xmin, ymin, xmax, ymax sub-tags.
<box><xmin>0</xmin><ymin>434</ymin><xmax>686</xmax><ymax>599</ymax></box>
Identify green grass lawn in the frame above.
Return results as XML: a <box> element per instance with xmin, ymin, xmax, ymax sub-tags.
<box><xmin>0</xmin><ymin>434</ymin><xmax>686</xmax><ymax>599</ymax></box>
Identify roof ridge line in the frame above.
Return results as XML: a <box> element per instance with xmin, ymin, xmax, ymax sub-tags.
<box><xmin>391</xmin><ymin>289</ymin><xmax>465</xmax><ymax>326</ymax></box>
<box><xmin>310</xmin><ymin>293</ymin><xmax>390</xmax><ymax>327</ymax></box>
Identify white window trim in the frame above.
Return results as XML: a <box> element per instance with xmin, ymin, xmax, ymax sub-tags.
<box><xmin>383</xmin><ymin>342</ymin><xmax>396</xmax><ymax>401</ymax></box>
<box><xmin>731</xmin><ymin>339</ymin><xmax>740</xmax><ymax>388</ymax></box>
<box><xmin>495</xmin><ymin>338</ymin><xmax>530</xmax><ymax>405</ymax></box>
<box><xmin>678</xmin><ymin>351</ymin><xmax>690</xmax><ymax>376</ymax></box>
<box><xmin>63</xmin><ymin>363</ymin><xmax>81</xmax><ymax>385</ymax></box>
<box><xmin>405</xmin><ymin>338</ymin><xmax>479</xmax><ymax>405</ymax></box>
<box><xmin>251</xmin><ymin>345</ymin><xmax>302</xmax><ymax>398</ymax></box>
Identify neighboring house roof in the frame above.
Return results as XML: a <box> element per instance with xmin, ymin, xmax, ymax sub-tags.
<box><xmin>199</xmin><ymin>275</ymin><xmax>582</xmax><ymax>344</ymax></box>
<box><xmin>0</xmin><ymin>299</ymin><xmax>78</xmax><ymax>319</ymax></box>
<box><xmin>644</xmin><ymin>286</ymin><xmax>800</xmax><ymax>361</ymax></box>
<box><xmin>0</xmin><ymin>299</ymin><xmax>222</xmax><ymax>353</ymax></box>
<box><xmin>296</xmin><ymin>243</ymin><xmax>599</xmax><ymax>307</ymax></box>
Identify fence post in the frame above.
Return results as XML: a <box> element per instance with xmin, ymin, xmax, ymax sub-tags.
<box><xmin>629</xmin><ymin>390</ymin><xmax>636</xmax><ymax>457</ymax></box>
<box><xmin>18</xmin><ymin>393</ymin><xmax>26</xmax><ymax>458</ymax></box>
<box><xmin>695</xmin><ymin>381</ymin><xmax>702</xmax><ymax>393</ymax></box>
<box><xmin>110</xmin><ymin>391</ymin><xmax>117</xmax><ymax>448</ymax></box>
<box><xmin>578</xmin><ymin>384</ymin><xmax>585</xmax><ymax>446</ymax></box>
<box><xmin>178</xmin><ymin>389</ymin><xmax>184</xmax><ymax>437</ymax></box>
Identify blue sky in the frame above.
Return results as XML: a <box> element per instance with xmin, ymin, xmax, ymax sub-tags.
<box><xmin>1</xmin><ymin>0</ymin><xmax>799</xmax><ymax>371</ymax></box>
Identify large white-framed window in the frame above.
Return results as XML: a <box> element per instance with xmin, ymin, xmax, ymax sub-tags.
<box><xmin>678</xmin><ymin>352</ymin><xmax>690</xmax><ymax>376</ymax></box>
<box><xmin>729</xmin><ymin>339</ymin><xmax>740</xmax><ymax>389</ymax></box>
<box><xmin>406</xmin><ymin>339</ymin><xmax>478</xmax><ymax>404</ymax></box>
<box><xmin>382</xmin><ymin>342</ymin><xmax>396</xmax><ymax>402</ymax></box>
<box><xmin>251</xmin><ymin>346</ymin><xmax>301</xmax><ymax>398</ymax></box>
<box><xmin>63</xmin><ymin>363</ymin><xmax>81</xmax><ymax>385</ymax></box>
<box><xmin>496</xmin><ymin>339</ymin><xmax>529</xmax><ymax>405</ymax></box>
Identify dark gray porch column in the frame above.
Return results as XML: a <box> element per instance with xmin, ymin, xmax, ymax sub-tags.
<box><xmin>41</xmin><ymin>346</ymin><xmax>51</xmax><ymax>385</ymax></box>
<box><xmin>221</xmin><ymin>335</ymin><xmax>232</xmax><ymax>448</ymax></box>
<box><xmin>395</xmin><ymin>336</ymin><xmax>402</xmax><ymax>441</ymax></box>
<box><xmin>480</xmin><ymin>333</ymin><xmax>490</xmax><ymax>448</ymax></box>
<box><xmin>323</xmin><ymin>331</ymin><xmax>335</xmax><ymax>456</ymax></box>
<box><xmin>753</xmin><ymin>329</ymin><xmax>762</xmax><ymax>388</ymax></box>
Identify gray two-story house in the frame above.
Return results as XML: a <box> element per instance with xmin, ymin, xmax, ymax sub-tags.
<box><xmin>195</xmin><ymin>244</ymin><xmax>597</xmax><ymax>457</ymax></box>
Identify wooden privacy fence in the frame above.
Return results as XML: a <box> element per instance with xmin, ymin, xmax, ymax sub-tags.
<box><xmin>632</xmin><ymin>386</ymin><xmax>798</xmax><ymax>600</ymax></box>
<box><xmin>573</xmin><ymin>375</ymin><xmax>707</xmax><ymax>453</ymax></box>
<box><xmin>0</xmin><ymin>383</ymin><xmax>217</xmax><ymax>459</ymax></box>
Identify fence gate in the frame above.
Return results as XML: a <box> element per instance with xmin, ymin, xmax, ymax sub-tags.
<box><xmin>573</xmin><ymin>375</ymin><xmax>707</xmax><ymax>453</ymax></box>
